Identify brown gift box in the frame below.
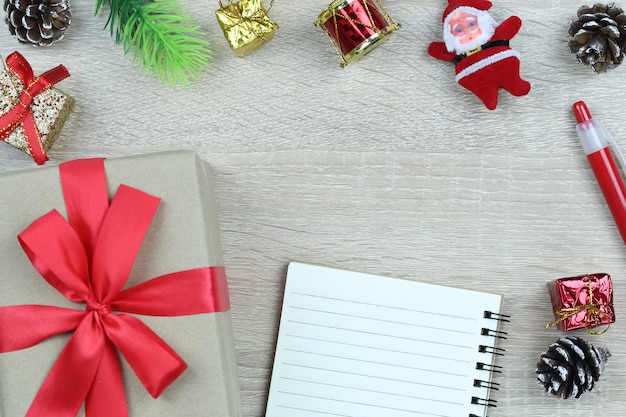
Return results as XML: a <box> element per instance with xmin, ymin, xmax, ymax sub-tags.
<box><xmin>0</xmin><ymin>150</ymin><xmax>242</xmax><ymax>416</ymax></box>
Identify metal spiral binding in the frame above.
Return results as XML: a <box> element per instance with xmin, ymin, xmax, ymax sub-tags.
<box><xmin>479</xmin><ymin>344</ymin><xmax>506</xmax><ymax>355</ymax></box>
<box><xmin>474</xmin><ymin>378</ymin><xmax>500</xmax><ymax>390</ymax></box>
<box><xmin>469</xmin><ymin>311</ymin><xmax>509</xmax><ymax>417</ymax></box>
<box><xmin>471</xmin><ymin>396</ymin><xmax>497</xmax><ymax>407</ymax></box>
<box><xmin>481</xmin><ymin>327</ymin><xmax>508</xmax><ymax>339</ymax></box>
<box><xmin>483</xmin><ymin>310</ymin><xmax>511</xmax><ymax>322</ymax></box>
<box><xmin>475</xmin><ymin>362</ymin><xmax>503</xmax><ymax>373</ymax></box>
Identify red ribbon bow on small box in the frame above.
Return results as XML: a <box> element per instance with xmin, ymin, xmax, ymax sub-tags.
<box><xmin>0</xmin><ymin>158</ymin><xmax>230</xmax><ymax>416</ymax></box>
<box><xmin>0</xmin><ymin>51</ymin><xmax>71</xmax><ymax>165</ymax></box>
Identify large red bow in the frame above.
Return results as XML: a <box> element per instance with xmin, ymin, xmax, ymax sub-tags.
<box><xmin>0</xmin><ymin>51</ymin><xmax>70</xmax><ymax>165</ymax></box>
<box><xmin>0</xmin><ymin>158</ymin><xmax>230</xmax><ymax>417</ymax></box>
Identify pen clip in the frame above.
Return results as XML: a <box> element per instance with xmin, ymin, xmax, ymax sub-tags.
<box><xmin>599</xmin><ymin>120</ymin><xmax>626</xmax><ymax>176</ymax></box>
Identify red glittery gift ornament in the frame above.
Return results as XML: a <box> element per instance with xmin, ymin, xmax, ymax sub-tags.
<box><xmin>546</xmin><ymin>273</ymin><xmax>615</xmax><ymax>334</ymax></box>
<box><xmin>314</xmin><ymin>0</ymin><xmax>400</xmax><ymax>67</ymax></box>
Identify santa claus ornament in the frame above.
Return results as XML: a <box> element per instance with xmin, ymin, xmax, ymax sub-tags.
<box><xmin>428</xmin><ymin>0</ymin><xmax>531</xmax><ymax>110</ymax></box>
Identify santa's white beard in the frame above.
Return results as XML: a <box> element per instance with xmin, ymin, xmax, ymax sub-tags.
<box><xmin>443</xmin><ymin>8</ymin><xmax>498</xmax><ymax>55</ymax></box>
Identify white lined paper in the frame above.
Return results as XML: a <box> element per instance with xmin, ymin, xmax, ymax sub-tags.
<box><xmin>265</xmin><ymin>262</ymin><xmax>504</xmax><ymax>417</ymax></box>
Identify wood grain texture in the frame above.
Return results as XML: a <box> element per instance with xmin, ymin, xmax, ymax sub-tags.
<box><xmin>2</xmin><ymin>1</ymin><xmax>626</xmax><ymax>416</ymax></box>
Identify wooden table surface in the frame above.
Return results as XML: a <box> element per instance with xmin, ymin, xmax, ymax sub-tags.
<box><xmin>2</xmin><ymin>1</ymin><xmax>626</xmax><ymax>416</ymax></box>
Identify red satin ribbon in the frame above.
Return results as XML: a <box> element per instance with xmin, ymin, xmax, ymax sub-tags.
<box><xmin>0</xmin><ymin>51</ymin><xmax>70</xmax><ymax>165</ymax></box>
<box><xmin>0</xmin><ymin>158</ymin><xmax>230</xmax><ymax>417</ymax></box>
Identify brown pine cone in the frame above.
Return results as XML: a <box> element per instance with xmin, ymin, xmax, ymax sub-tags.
<box><xmin>569</xmin><ymin>3</ymin><xmax>626</xmax><ymax>72</ymax></box>
<box><xmin>4</xmin><ymin>0</ymin><xmax>71</xmax><ymax>46</ymax></box>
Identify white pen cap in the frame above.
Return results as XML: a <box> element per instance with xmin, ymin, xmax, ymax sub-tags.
<box><xmin>574</xmin><ymin>101</ymin><xmax>609</xmax><ymax>155</ymax></box>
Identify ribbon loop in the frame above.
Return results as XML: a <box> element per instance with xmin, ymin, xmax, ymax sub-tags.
<box><xmin>89</xmin><ymin>184</ymin><xmax>160</xmax><ymax>304</ymax></box>
<box><xmin>18</xmin><ymin>210</ymin><xmax>91</xmax><ymax>303</ymax></box>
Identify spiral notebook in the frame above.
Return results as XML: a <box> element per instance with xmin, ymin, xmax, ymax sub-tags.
<box><xmin>265</xmin><ymin>262</ymin><xmax>509</xmax><ymax>417</ymax></box>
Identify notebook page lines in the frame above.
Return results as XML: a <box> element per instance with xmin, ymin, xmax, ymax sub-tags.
<box><xmin>271</xmin><ymin>290</ymin><xmax>482</xmax><ymax>417</ymax></box>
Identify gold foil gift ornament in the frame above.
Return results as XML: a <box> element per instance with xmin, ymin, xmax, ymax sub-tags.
<box><xmin>216</xmin><ymin>0</ymin><xmax>278</xmax><ymax>57</ymax></box>
<box><xmin>315</xmin><ymin>0</ymin><xmax>400</xmax><ymax>67</ymax></box>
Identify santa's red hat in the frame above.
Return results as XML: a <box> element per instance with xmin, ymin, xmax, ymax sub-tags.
<box><xmin>442</xmin><ymin>0</ymin><xmax>492</xmax><ymax>22</ymax></box>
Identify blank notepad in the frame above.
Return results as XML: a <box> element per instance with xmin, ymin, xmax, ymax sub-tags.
<box><xmin>265</xmin><ymin>262</ymin><xmax>508</xmax><ymax>417</ymax></box>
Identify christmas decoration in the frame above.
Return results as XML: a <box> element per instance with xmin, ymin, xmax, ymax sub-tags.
<box><xmin>0</xmin><ymin>151</ymin><xmax>241</xmax><ymax>417</ymax></box>
<box><xmin>0</xmin><ymin>51</ymin><xmax>73</xmax><ymax>165</ymax></box>
<box><xmin>536</xmin><ymin>336</ymin><xmax>610</xmax><ymax>399</ymax></box>
<box><xmin>3</xmin><ymin>0</ymin><xmax>71</xmax><ymax>46</ymax></box>
<box><xmin>569</xmin><ymin>3</ymin><xmax>626</xmax><ymax>73</ymax></box>
<box><xmin>428</xmin><ymin>0</ymin><xmax>531</xmax><ymax>110</ymax></box>
<box><xmin>94</xmin><ymin>0</ymin><xmax>212</xmax><ymax>85</ymax></box>
<box><xmin>215</xmin><ymin>0</ymin><xmax>278</xmax><ymax>57</ymax></box>
<box><xmin>314</xmin><ymin>0</ymin><xmax>400</xmax><ymax>68</ymax></box>
<box><xmin>546</xmin><ymin>273</ymin><xmax>614</xmax><ymax>334</ymax></box>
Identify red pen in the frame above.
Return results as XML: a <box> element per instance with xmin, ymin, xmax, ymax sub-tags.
<box><xmin>573</xmin><ymin>101</ymin><xmax>626</xmax><ymax>245</ymax></box>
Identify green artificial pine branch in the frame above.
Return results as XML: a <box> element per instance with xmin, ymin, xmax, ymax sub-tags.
<box><xmin>95</xmin><ymin>0</ymin><xmax>212</xmax><ymax>85</ymax></box>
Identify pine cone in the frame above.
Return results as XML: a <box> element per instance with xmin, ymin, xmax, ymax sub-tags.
<box><xmin>536</xmin><ymin>336</ymin><xmax>611</xmax><ymax>399</ymax></box>
<box><xmin>569</xmin><ymin>3</ymin><xmax>626</xmax><ymax>72</ymax></box>
<box><xmin>3</xmin><ymin>0</ymin><xmax>71</xmax><ymax>46</ymax></box>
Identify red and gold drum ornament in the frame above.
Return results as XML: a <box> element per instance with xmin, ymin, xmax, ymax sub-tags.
<box><xmin>314</xmin><ymin>0</ymin><xmax>400</xmax><ymax>67</ymax></box>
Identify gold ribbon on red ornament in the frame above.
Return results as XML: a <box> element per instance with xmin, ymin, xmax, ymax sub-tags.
<box><xmin>0</xmin><ymin>158</ymin><xmax>230</xmax><ymax>417</ymax></box>
<box><xmin>0</xmin><ymin>51</ymin><xmax>70</xmax><ymax>165</ymax></box>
